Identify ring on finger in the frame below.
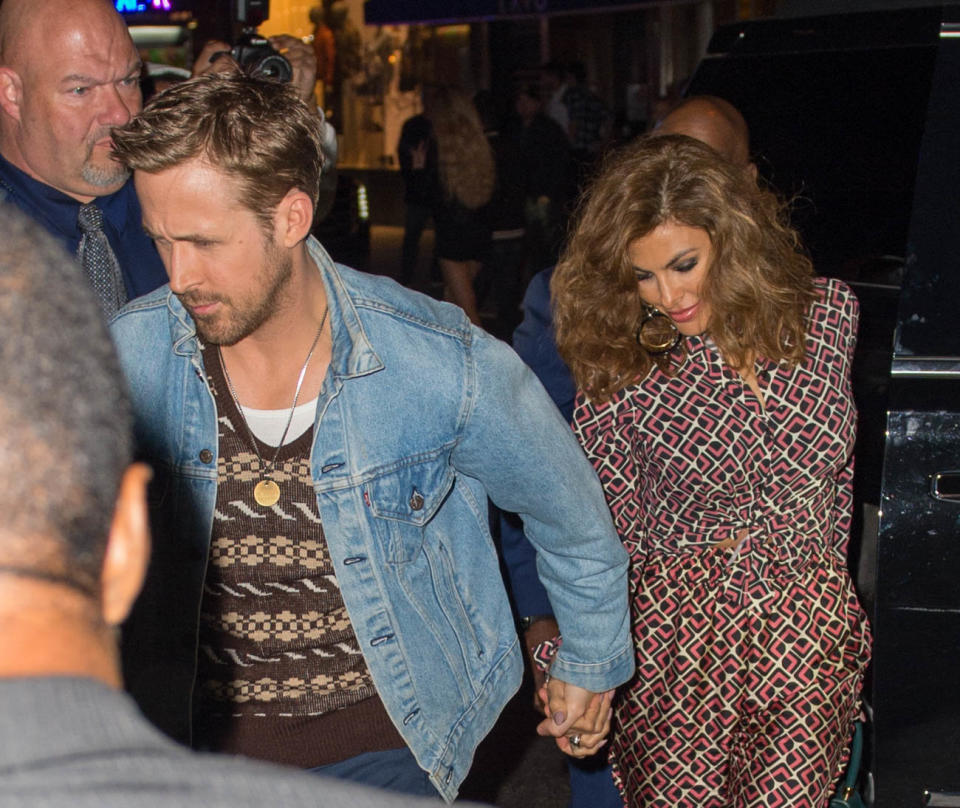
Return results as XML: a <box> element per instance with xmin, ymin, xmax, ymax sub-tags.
<box><xmin>570</xmin><ymin>733</ymin><xmax>582</xmax><ymax>748</ymax></box>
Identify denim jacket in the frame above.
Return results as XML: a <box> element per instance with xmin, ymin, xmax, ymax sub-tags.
<box><xmin>110</xmin><ymin>238</ymin><xmax>633</xmax><ymax>802</ymax></box>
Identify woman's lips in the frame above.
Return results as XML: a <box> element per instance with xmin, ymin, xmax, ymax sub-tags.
<box><xmin>667</xmin><ymin>302</ymin><xmax>700</xmax><ymax>323</ymax></box>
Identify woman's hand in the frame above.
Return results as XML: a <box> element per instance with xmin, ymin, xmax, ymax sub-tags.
<box><xmin>536</xmin><ymin>677</ymin><xmax>614</xmax><ymax>758</ymax></box>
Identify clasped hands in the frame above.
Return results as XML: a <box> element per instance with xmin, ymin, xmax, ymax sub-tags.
<box><xmin>535</xmin><ymin>676</ymin><xmax>614</xmax><ymax>759</ymax></box>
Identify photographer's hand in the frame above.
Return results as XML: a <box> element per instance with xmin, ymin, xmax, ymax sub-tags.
<box><xmin>268</xmin><ymin>35</ymin><xmax>318</xmax><ymax>104</ymax></box>
<box><xmin>192</xmin><ymin>40</ymin><xmax>239</xmax><ymax>78</ymax></box>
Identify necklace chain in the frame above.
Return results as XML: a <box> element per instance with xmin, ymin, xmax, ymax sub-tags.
<box><xmin>218</xmin><ymin>305</ymin><xmax>329</xmax><ymax>474</ymax></box>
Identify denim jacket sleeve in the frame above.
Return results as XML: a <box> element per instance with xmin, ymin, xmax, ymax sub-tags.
<box><xmin>451</xmin><ymin>329</ymin><xmax>634</xmax><ymax>692</ymax></box>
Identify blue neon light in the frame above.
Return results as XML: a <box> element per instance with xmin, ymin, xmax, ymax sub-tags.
<box><xmin>115</xmin><ymin>0</ymin><xmax>173</xmax><ymax>12</ymax></box>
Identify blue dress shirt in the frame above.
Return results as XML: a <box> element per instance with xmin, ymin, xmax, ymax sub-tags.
<box><xmin>0</xmin><ymin>153</ymin><xmax>166</xmax><ymax>299</ymax></box>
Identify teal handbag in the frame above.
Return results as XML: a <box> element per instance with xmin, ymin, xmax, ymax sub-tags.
<box><xmin>830</xmin><ymin>721</ymin><xmax>866</xmax><ymax>808</ymax></box>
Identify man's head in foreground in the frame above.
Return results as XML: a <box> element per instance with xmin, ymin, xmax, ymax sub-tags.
<box><xmin>0</xmin><ymin>204</ymin><xmax>149</xmax><ymax>683</ymax></box>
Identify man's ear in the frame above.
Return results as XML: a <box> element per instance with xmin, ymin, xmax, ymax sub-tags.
<box><xmin>0</xmin><ymin>68</ymin><xmax>23</xmax><ymax>121</ymax></box>
<box><xmin>100</xmin><ymin>463</ymin><xmax>152</xmax><ymax>627</ymax></box>
<box><xmin>273</xmin><ymin>187</ymin><xmax>315</xmax><ymax>249</ymax></box>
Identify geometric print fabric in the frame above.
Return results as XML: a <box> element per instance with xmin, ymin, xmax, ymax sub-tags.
<box><xmin>574</xmin><ymin>279</ymin><xmax>872</xmax><ymax>806</ymax></box>
<box><xmin>612</xmin><ymin>552</ymin><xmax>870</xmax><ymax>807</ymax></box>
<box><xmin>209</xmin><ymin>531</ymin><xmax>331</xmax><ymax>571</ymax></box>
<box><xmin>196</xmin><ymin>346</ymin><xmax>377</xmax><ymax>722</ymax></box>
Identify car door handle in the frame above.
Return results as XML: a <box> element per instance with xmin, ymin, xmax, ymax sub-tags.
<box><xmin>930</xmin><ymin>471</ymin><xmax>960</xmax><ymax>502</ymax></box>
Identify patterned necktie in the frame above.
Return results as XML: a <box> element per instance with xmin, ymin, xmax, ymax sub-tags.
<box><xmin>77</xmin><ymin>202</ymin><xmax>127</xmax><ymax>317</ymax></box>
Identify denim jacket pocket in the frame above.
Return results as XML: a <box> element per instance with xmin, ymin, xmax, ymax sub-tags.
<box><xmin>366</xmin><ymin>459</ymin><xmax>455</xmax><ymax>563</ymax></box>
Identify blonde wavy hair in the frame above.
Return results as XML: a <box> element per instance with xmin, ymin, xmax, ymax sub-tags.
<box><xmin>553</xmin><ymin>134</ymin><xmax>816</xmax><ymax>402</ymax></box>
<box><xmin>429</xmin><ymin>86</ymin><xmax>495</xmax><ymax>210</ymax></box>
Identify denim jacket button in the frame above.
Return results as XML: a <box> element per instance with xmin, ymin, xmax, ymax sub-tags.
<box><xmin>198</xmin><ymin>449</ymin><xmax>213</xmax><ymax>464</ymax></box>
<box><xmin>409</xmin><ymin>491</ymin><xmax>425</xmax><ymax>511</ymax></box>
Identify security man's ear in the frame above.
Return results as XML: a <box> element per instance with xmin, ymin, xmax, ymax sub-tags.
<box><xmin>99</xmin><ymin>463</ymin><xmax>152</xmax><ymax>627</ymax></box>
<box><xmin>0</xmin><ymin>68</ymin><xmax>24</xmax><ymax>121</ymax></box>
<box><xmin>273</xmin><ymin>187</ymin><xmax>315</xmax><ymax>249</ymax></box>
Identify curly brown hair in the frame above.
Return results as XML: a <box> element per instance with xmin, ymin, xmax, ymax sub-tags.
<box><xmin>429</xmin><ymin>86</ymin><xmax>495</xmax><ymax>210</ymax></box>
<box><xmin>552</xmin><ymin>134</ymin><xmax>816</xmax><ymax>401</ymax></box>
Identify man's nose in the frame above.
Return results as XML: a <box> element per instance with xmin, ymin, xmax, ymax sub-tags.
<box><xmin>165</xmin><ymin>244</ymin><xmax>196</xmax><ymax>293</ymax></box>
<box><xmin>100</xmin><ymin>84</ymin><xmax>138</xmax><ymax>127</ymax></box>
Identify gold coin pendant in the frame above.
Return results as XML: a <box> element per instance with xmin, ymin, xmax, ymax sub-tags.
<box><xmin>254</xmin><ymin>479</ymin><xmax>281</xmax><ymax>507</ymax></box>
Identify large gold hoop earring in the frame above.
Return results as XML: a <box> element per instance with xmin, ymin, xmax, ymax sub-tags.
<box><xmin>635</xmin><ymin>306</ymin><xmax>682</xmax><ymax>355</ymax></box>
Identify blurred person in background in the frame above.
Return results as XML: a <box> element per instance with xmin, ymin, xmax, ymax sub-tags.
<box><xmin>512</xmin><ymin>84</ymin><xmax>573</xmax><ymax>281</ymax></box>
<box><xmin>563</xmin><ymin>61</ymin><xmax>610</xmax><ymax>189</ymax></box>
<box><xmin>539</xmin><ymin>61</ymin><xmax>571</xmax><ymax>140</ymax></box>
<box><xmin>473</xmin><ymin>89</ymin><xmax>526</xmax><ymax>339</ymax></box>
<box><xmin>396</xmin><ymin>86</ymin><xmax>439</xmax><ymax>288</ymax></box>
<box><xmin>429</xmin><ymin>85</ymin><xmax>495</xmax><ymax>326</ymax></box>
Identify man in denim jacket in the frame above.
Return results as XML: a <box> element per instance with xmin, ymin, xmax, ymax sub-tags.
<box><xmin>109</xmin><ymin>75</ymin><xmax>632</xmax><ymax>802</ymax></box>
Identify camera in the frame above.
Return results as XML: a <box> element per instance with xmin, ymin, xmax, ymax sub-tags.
<box><xmin>230</xmin><ymin>0</ymin><xmax>292</xmax><ymax>83</ymax></box>
<box><xmin>230</xmin><ymin>34</ymin><xmax>292</xmax><ymax>82</ymax></box>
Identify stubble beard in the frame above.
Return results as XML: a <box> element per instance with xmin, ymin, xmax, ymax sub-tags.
<box><xmin>186</xmin><ymin>241</ymin><xmax>295</xmax><ymax>347</ymax></box>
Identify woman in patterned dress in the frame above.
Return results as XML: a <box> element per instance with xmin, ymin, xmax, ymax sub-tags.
<box><xmin>551</xmin><ymin>135</ymin><xmax>871</xmax><ymax>807</ymax></box>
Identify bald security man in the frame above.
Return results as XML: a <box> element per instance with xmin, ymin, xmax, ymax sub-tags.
<box><xmin>0</xmin><ymin>0</ymin><xmax>335</xmax><ymax>316</ymax></box>
<box><xmin>655</xmin><ymin>94</ymin><xmax>756</xmax><ymax>178</ymax></box>
<box><xmin>0</xmin><ymin>0</ymin><xmax>166</xmax><ymax>310</ymax></box>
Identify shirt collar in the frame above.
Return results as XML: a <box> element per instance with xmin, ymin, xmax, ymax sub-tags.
<box><xmin>0</xmin><ymin>151</ymin><xmax>131</xmax><ymax>238</ymax></box>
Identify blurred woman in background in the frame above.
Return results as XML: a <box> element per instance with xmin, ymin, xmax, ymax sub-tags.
<box><xmin>429</xmin><ymin>85</ymin><xmax>496</xmax><ymax>325</ymax></box>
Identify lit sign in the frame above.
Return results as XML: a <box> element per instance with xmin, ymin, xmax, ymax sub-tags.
<box><xmin>116</xmin><ymin>0</ymin><xmax>173</xmax><ymax>12</ymax></box>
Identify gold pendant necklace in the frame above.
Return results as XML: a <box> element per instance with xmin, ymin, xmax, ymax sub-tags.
<box><xmin>254</xmin><ymin>479</ymin><xmax>282</xmax><ymax>507</ymax></box>
<box><xmin>218</xmin><ymin>306</ymin><xmax>329</xmax><ymax>508</ymax></box>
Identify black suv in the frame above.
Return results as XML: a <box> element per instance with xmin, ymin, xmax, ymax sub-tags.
<box><xmin>686</xmin><ymin>7</ymin><xmax>960</xmax><ymax>806</ymax></box>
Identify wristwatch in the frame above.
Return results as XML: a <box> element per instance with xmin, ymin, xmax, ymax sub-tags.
<box><xmin>516</xmin><ymin>614</ymin><xmax>554</xmax><ymax>633</ymax></box>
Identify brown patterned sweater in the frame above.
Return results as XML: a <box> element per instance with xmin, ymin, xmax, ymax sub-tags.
<box><xmin>192</xmin><ymin>345</ymin><xmax>404</xmax><ymax>767</ymax></box>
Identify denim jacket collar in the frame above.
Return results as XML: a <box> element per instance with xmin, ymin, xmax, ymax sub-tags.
<box><xmin>162</xmin><ymin>236</ymin><xmax>384</xmax><ymax>381</ymax></box>
<box><xmin>307</xmin><ymin>236</ymin><xmax>384</xmax><ymax>380</ymax></box>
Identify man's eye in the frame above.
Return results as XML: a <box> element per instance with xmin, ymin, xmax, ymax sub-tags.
<box><xmin>121</xmin><ymin>76</ymin><xmax>140</xmax><ymax>88</ymax></box>
<box><xmin>70</xmin><ymin>86</ymin><xmax>89</xmax><ymax>96</ymax></box>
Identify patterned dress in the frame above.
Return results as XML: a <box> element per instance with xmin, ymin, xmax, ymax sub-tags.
<box><xmin>574</xmin><ymin>278</ymin><xmax>871</xmax><ymax>807</ymax></box>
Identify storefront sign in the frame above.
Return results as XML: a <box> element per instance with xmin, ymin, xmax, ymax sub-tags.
<box><xmin>116</xmin><ymin>0</ymin><xmax>174</xmax><ymax>12</ymax></box>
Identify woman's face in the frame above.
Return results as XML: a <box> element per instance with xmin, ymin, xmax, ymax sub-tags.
<box><xmin>628</xmin><ymin>221</ymin><xmax>713</xmax><ymax>337</ymax></box>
